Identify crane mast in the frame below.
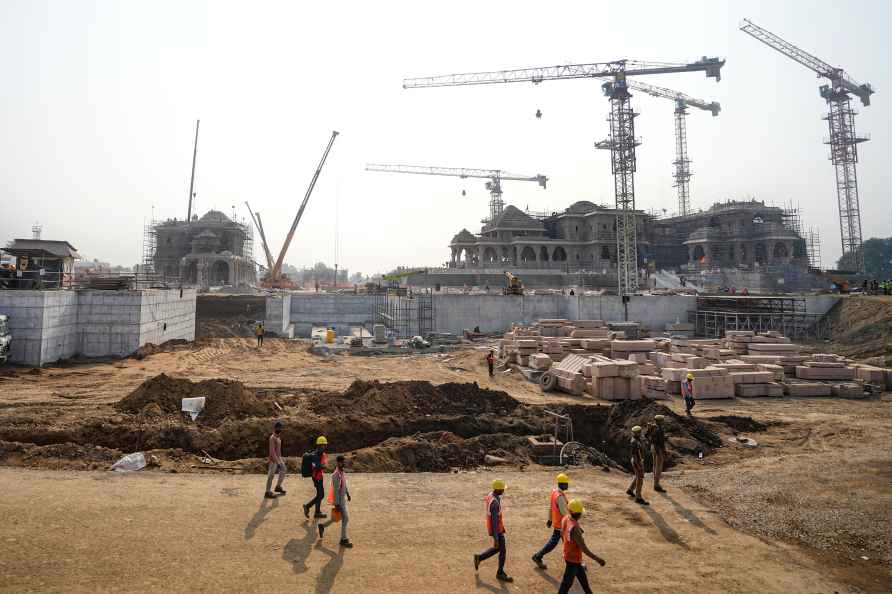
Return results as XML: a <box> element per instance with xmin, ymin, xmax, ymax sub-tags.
<box><xmin>269</xmin><ymin>131</ymin><xmax>339</xmax><ymax>282</ymax></box>
<box><xmin>365</xmin><ymin>163</ymin><xmax>547</xmax><ymax>224</ymax></box>
<box><xmin>404</xmin><ymin>57</ymin><xmax>725</xmax><ymax>296</ymax></box>
<box><xmin>617</xmin><ymin>79</ymin><xmax>720</xmax><ymax>217</ymax></box>
<box><xmin>741</xmin><ymin>18</ymin><xmax>873</xmax><ymax>272</ymax></box>
<box><xmin>244</xmin><ymin>201</ymin><xmax>274</xmax><ymax>273</ymax></box>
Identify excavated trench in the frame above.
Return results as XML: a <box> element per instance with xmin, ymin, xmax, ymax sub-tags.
<box><xmin>0</xmin><ymin>375</ymin><xmax>741</xmax><ymax>473</ymax></box>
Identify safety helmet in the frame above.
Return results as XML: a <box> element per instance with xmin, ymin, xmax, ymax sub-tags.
<box><xmin>568</xmin><ymin>499</ymin><xmax>584</xmax><ymax>514</ymax></box>
<box><xmin>556</xmin><ymin>473</ymin><xmax>570</xmax><ymax>485</ymax></box>
<box><xmin>686</xmin><ymin>373</ymin><xmax>695</xmax><ymax>380</ymax></box>
<box><xmin>492</xmin><ymin>479</ymin><xmax>506</xmax><ymax>491</ymax></box>
<box><xmin>316</xmin><ymin>436</ymin><xmax>328</xmax><ymax>445</ymax></box>
<box><xmin>631</xmin><ymin>425</ymin><xmax>642</xmax><ymax>434</ymax></box>
<box><xmin>654</xmin><ymin>415</ymin><xmax>665</xmax><ymax>423</ymax></box>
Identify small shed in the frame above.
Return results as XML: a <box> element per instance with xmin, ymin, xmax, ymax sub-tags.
<box><xmin>2</xmin><ymin>239</ymin><xmax>80</xmax><ymax>288</ymax></box>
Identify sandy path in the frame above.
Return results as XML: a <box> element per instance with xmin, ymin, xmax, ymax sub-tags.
<box><xmin>0</xmin><ymin>467</ymin><xmax>879</xmax><ymax>594</ymax></box>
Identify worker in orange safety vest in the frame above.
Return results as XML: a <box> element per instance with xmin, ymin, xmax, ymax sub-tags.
<box><xmin>473</xmin><ymin>479</ymin><xmax>513</xmax><ymax>583</ymax></box>
<box><xmin>557</xmin><ymin>499</ymin><xmax>606</xmax><ymax>594</ymax></box>
<box><xmin>531</xmin><ymin>473</ymin><xmax>570</xmax><ymax>570</ymax></box>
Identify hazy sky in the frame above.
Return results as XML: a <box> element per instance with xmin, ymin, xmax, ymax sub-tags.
<box><xmin>1</xmin><ymin>0</ymin><xmax>889</xmax><ymax>273</ymax></box>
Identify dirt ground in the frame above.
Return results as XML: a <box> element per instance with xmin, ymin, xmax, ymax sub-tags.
<box><xmin>1</xmin><ymin>337</ymin><xmax>891</xmax><ymax>591</ymax></box>
<box><xmin>823</xmin><ymin>294</ymin><xmax>892</xmax><ymax>361</ymax></box>
<box><xmin>1</xmin><ymin>466</ymin><xmax>886</xmax><ymax>594</ymax></box>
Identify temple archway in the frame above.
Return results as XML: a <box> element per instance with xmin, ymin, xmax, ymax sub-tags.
<box><xmin>553</xmin><ymin>246</ymin><xmax>568</xmax><ymax>261</ymax></box>
<box><xmin>754</xmin><ymin>243</ymin><xmax>768</xmax><ymax>265</ymax></box>
<box><xmin>482</xmin><ymin>247</ymin><xmax>498</xmax><ymax>264</ymax></box>
<box><xmin>540</xmin><ymin>246</ymin><xmax>550</xmax><ymax>262</ymax></box>
<box><xmin>210</xmin><ymin>260</ymin><xmax>230</xmax><ymax>285</ymax></box>
<box><xmin>520</xmin><ymin>246</ymin><xmax>537</xmax><ymax>263</ymax></box>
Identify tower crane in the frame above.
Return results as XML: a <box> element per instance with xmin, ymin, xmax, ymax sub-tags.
<box><xmin>740</xmin><ymin>18</ymin><xmax>874</xmax><ymax>272</ymax></box>
<box><xmin>618</xmin><ymin>79</ymin><xmax>720</xmax><ymax>216</ymax></box>
<box><xmin>403</xmin><ymin>57</ymin><xmax>724</xmax><ymax>296</ymax></box>
<box><xmin>365</xmin><ymin>164</ymin><xmax>547</xmax><ymax>224</ymax></box>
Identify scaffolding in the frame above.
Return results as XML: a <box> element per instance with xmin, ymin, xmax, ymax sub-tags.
<box><xmin>142</xmin><ymin>218</ymin><xmax>157</xmax><ymax>273</ymax></box>
<box><xmin>372</xmin><ymin>289</ymin><xmax>435</xmax><ymax>338</ymax></box>
<box><xmin>806</xmin><ymin>226</ymin><xmax>822</xmax><ymax>269</ymax></box>
<box><xmin>690</xmin><ymin>295</ymin><xmax>829</xmax><ymax>339</ymax></box>
<box><xmin>781</xmin><ymin>200</ymin><xmax>803</xmax><ymax>236</ymax></box>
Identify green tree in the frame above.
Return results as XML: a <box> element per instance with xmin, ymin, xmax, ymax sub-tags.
<box><xmin>837</xmin><ymin>237</ymin><xmax>892</xmax><ymax>276</ymax></box>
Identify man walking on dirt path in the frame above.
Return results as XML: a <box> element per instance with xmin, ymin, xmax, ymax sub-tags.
<box><xmin>647</xmin><ymin>415</ymin><xmax>667</xmax><ymax>493</ymax></box>
<box><xmin>531</xmin><ymin>473</ymin><xmax>570</xmax><ymax>570</ymax></box>
<box><xmin>474</xmin><ymin>479</ymin><xmax>513</xmax><ymax>583</ymax></box>
<box><xmin>682</xmin><ymin>373</ymin><xmax>695</xmax><ymax>417</ymax></box>
<box><xmin>264</xmin><ymin>421</ymin><xmax>287</xmax><ymax>499</ymax></box>
<box><xmin>318</xmin><ymin>455</ymin><xmax>353</xmax><ymax>548</ymax></box>
<box><xmin>255</xmin><ymin>321</ymin><xmax>265</xmax><ymax>348</ymax></box>
<box><xmin>557</xmin><ymin>499</ymin><xmax>606</xmax><ymax>594</ymax></box>
<box><xmin>626</xmin><ymin>426</ymin><xmax>648</xmax><ymax>505</ymax></box>
<box><xmin>303</xmin><ymin>436</ymin><xmax>328</xmax><ymax>519</ymax></box>
<box><xmin>486</xmin><ymin>350</ymin><xmax>496</xmax><ymax>377</ymax></box>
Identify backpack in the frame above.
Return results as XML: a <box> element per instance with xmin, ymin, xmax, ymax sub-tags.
<box><xmin>300</xmin><ymin>451</ymin><xmax>315</xmax><ymax>478</ymax></box>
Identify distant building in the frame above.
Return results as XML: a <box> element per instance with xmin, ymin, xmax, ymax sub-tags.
<box><xmin>1</xmin><ymin>239</ymin><xmax>80</xmax><ymax>288</ymax></box>
<box><xmin>448</xmin><ymin>199</ymin><xmax>807</xmax><ymax>272</ymax></box>
<box><xmin>152</xmin><ymin>210</ymin><xmax>255</xmax><ymax>289</ymax></box>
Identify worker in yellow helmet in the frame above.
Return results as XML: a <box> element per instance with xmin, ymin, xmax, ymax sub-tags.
<box><xmin>625</xmin><ymin>426</ymin><xmax>649</xmax><ymax>505</ymax></box>
<box><xmin>682</xmin><ymin>373</ymin><xmax>696</xmax><ymax>417</ymax></box>
<box><xmin>474</xmin><ymin>479</ymin><xmax>512</xmax><ymax>583</ymax></box>
<box><xmin>303</xmin><ymin>435</ymin><xmax>328</xmax><ymax>519</ymax></box>
<box><xmin>558</xmin><ymin>499</ymin><xmax>606</xmax><ymax>594</ymax></box>
<box><xmin>647</xmin><ymin>415</ymin><xmax>668</xmax><ymax>493</ymax></box>
<box><xmin>531</xmin><ymin>473</ymin><xmax>570</xmax><ymax>570</ymax></box>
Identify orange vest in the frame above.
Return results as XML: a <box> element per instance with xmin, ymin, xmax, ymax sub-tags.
<box><xmin>550</xmin><ymin>488</ymin><xmax>567</xmax><ymax>527</ymax></box>
<box><xmin>484</xmin><ymin>493</ymin><xmax>505</xmax><ymax>535</ymax></box>
<box><xmin>561</xmin><ymin>515</ymin><xmax>582</xmax><ymax>563</ymax></box>
<box><xmin>327</xmin><ymin>468</ymin><xmax>346</xmax><ymax>504</ymax></box>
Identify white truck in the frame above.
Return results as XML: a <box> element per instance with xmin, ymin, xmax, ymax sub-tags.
<box><xmin>0</xmin><ymin>315</ymin><xmax>10</xmax><ymax>365</ymax></box>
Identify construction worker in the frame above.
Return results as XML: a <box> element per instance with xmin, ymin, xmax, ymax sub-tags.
<box><xmin>557</xmin><ymin>499</ymin><xmax>606</xmax><ymax>594</ymax></box>
<box><xmin>254</xmin><ymin>321</ymin><xmax>265</xmax><ymax>348</ymax></box>
<box><xmin>648</xmin><ymin>415</ymin><xmax>667</xmax><ymax>493</ymax></box>
<box><xmin>486</xmin><ymin>350</ymin><xmax>496</xmax><ymax>377</ymax></box>
<box><xmin>682</xmin><ymin>373</ymin><xmax>696</xmax><ymax>417</ymax></box>
<box><xmin>474</xmin><ymin>478</ymin><xmax>513</xmax><ymax>583</ymax></box>
<box><xmin>531</xmin><ymin>473</ymin><xmax>570</xmax><ymax>570</ymax></box>
<box><xmin>318</xmin><ymin>455</ymin><xmax>352</xmax><ymax>548</ymax></box>
<box><xmin>264</xmin><ymin>421</ymin><xmax>286</xmax><ymax>499</ymax></box>
<box><xmin>626</xmin><ymin>426</ymin><xmax>648</xmax><ymax>505</ymax></box>
<box><xmin>303</xmin><ymin>436</ymin><xmax>328</xmax><ymax>519</ymax></box>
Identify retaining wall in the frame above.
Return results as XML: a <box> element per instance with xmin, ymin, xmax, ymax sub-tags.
<box><xmin>273</xmin><ymin>292</ymin><xmax>840</xmax><ymax>339</ymax></box>
<box><xmin>0</xmin><ymin>289</ymin><xmax>196</xmax><ymax>366</ymax></box>
<box><xmin>273</xmin><ymin>293</ymin><xmax>697</xmax><ymax>338</ymax></box>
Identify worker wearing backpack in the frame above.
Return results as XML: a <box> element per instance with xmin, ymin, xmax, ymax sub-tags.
<box><xmin>302</xmin><ymin>436</ymin><xmax>329</xmax><ymax>519</ymax></box>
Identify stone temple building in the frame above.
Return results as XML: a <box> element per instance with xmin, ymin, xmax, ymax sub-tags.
<box><xmin>152</xmin><ymin>210</ymin><xmax>255</xmax><ymax>289</ymax></box>
<box><xmin>448</xmin><ymin>199</ymin><xmax>807</xmax><ymax>273</ymax></box>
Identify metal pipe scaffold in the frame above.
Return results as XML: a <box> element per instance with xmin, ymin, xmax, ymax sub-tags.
<box><xmin>403</xmin><ymin>57</ymin><xmax>725</xmax><ymax>296</ymax></box>
<box><xmin>365</xmin><ymin>164</ymin><xmax>547</xmax><ymax>224</ymax></box>
<box><xmin>740</xmin><ymin>18</ymin><xmax>873</xmax><ymax>272</ymax></box>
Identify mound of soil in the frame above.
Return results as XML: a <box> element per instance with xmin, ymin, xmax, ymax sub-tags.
<box><xmin>133</xmin><ymin>339</ymin><xmax>189</xmax><ymax>360</ymax></box>
<box><xmin>347</xmin><ymin>431</ymin><xmax>532</xmax><ymax>472</ymax></box>
<box><xmin>116</xmin><ymin>374</ymin><xmax>273</xmax><ymax>425</ymax></box>
<box><xmin>825</xmin><ymin>296</ymin><xmax>892</xmax><ymax>358</ymax></box>
<box><xmin>316</xmin><ymin>380</ymin><xmax>522</xmax><ymax>417</ymax></box>
<box><xmin>708</xmin><ymin>415</ymin><xmax>769</xmax><ymax>433</ymax></box>
<box><xmin>196</xmin><ymin>295</ymin><xmax>266</xmax><ymax>339</ymax></box>
<box><xmin>558</xmin><ymin>400</ymin><xmax>722</xmax><ymax>470</ymax></box>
